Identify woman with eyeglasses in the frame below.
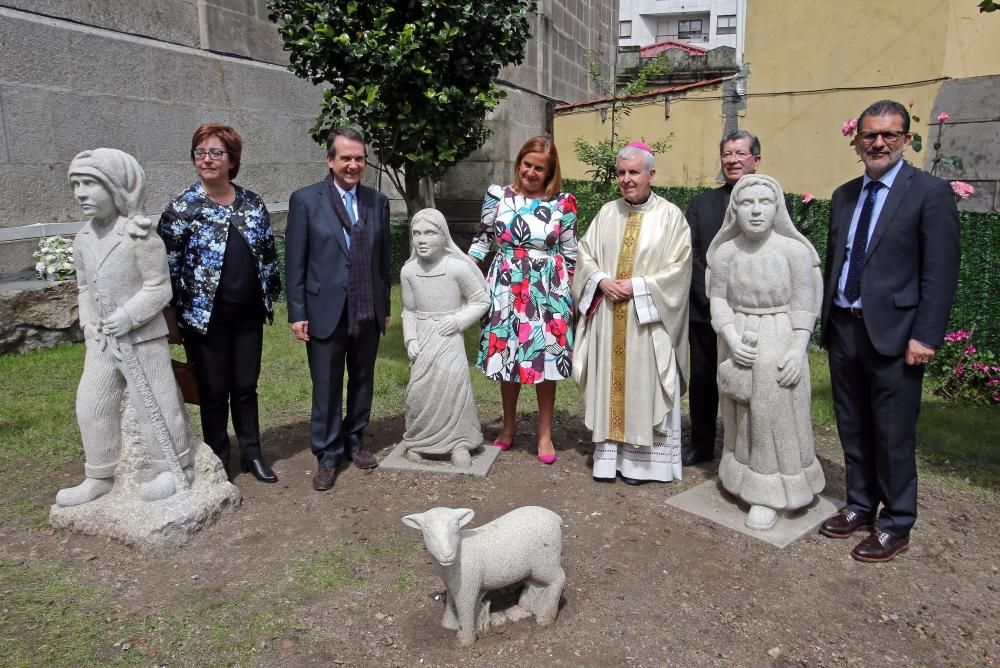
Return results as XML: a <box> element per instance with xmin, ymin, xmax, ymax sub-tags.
<box><xmin>157</xmin><ymin>123</ymin><xmax>282</xmax><ymax>482</ymax></box>
<box><xmin>468</xmin><ymin>136</ymin><xmax>577</xmax><ymax>464</ymax></box>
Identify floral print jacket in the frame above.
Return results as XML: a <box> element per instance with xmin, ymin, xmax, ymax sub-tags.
<box><xmin>157</xmin><ymin>182</ymin><xmax>281</xmax><ymax>334</ymax></box>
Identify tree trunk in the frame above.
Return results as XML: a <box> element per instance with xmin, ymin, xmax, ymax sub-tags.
<box><xmin>403</xmin><ymin>167</ymin><xmax>433</xmax><ymax>218</ymax></box>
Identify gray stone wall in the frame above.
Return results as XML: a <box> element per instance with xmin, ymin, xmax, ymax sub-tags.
<box><xmin>0</xmin><ymin>4</ymin><xmax>325</xmax><ymax>279</ymax></box>
<box><xmin>927</xmin><ymin>75</ymin><xmax>1000</xmax><ymax>212</ymax></box>
<box><xmin>0</xmin><ymin>1</ymin><xmax>616</xmax><ymax>279</ymax></box>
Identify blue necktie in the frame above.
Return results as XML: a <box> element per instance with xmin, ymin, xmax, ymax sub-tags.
<box><xmin>843</xmin><ymin>181</ymin><xmax>884</xmax><ymax>304</ymax></box>
<box><xmin>344</xmin><ymin>190</ymin><xmax>358</xmax><ymax>226</ymax></box>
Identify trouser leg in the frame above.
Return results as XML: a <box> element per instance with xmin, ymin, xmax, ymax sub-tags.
<box><xmin>307</xmin><ymin>316</ymin><xmax>349</xmax><ymax>467</ymax></box>
<box><xmin>77</xmin><ymin>343</ymin><xmax>126</xmax><ymax>479</ymax></box>
<box><xmin>226</xmin><ymin>308</ymin><xmax>264</xmax><ymax>461</ymax></box>
<box><xmin>828</xmin><ymin>311</ymin><xmax>879</xmax><ymax>518</ymax></box>
<box><xmin>342</xmin><ymin>319</ymin><xmax>381</xmax><ymax>454</ymax></box>
<box><xmin>185</xmin><ymin>317</ymin><xmax>234</xmax><ymax>464</ymax></box>
<box><xmin>688</xmin><ymin>321</ymin><xmax>719</xmax><ymax>458</ymax></box>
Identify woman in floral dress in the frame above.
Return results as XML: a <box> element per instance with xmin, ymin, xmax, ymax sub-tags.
<box><xmin>468</xmin><ymin>136</ymin><xmax>577</xmax><ymax>464</ymax></box>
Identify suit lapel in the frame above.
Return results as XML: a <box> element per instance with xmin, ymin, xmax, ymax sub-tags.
<box><xmin>863</xmin><ymin>162</ymin><xmax>912</xmax><ymax>266</ymax></box>
<box><xmin>95</xmin><ymin>220</ymin><xmax>126</xmax><ymax>272</ymax></box>
<box><xmin>320</xmin><ymin>182</ymin><xmax>350</xmax><ymax>257</ymax></box>
<box><xmin>831</xmin><ymin>178</ymin><xmax>863</xmax><ymax>274</ymax></box>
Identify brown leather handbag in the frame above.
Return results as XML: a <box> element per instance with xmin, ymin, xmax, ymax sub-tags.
<box><xmin>171</xmin><ymin>351</ymin><xmax>200</xmax><ymax>405</ymax></box>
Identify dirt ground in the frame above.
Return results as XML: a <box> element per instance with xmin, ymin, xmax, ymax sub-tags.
<box><xmin>2</xmin><ymin>412</ymin><xmax>998</xmax><ymax>667</ymax></box>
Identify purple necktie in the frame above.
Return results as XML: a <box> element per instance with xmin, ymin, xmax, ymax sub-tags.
<box><xmin>843</xmin><ymin>181</ymin><xmax>884</xmax><ymax>303</ymax></box>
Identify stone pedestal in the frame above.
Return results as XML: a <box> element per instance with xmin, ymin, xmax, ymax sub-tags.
<box><xmin>50</xmin><ymin>398</ymin><xmax>241</xmax><ymax>546</ymax></box>
<box><xmin>380</xmin><ymin>441</ymin><xmax>500</xmax><ymax>478</ymax></box>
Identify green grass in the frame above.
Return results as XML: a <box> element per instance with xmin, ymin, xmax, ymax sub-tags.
<box><xmin>0</xmin><ymin>560</ymin><xmax>147</xmax><ymax>667</ymax></box>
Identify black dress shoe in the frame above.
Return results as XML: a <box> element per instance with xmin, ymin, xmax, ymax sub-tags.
<box><xmin>312</xmin><ymin>465</ymin><xmax>337</xmax><ymax>491</ymax></box>
<box><xmin>351</xmin><ymin>449</ymin><xmax>378</xmax><ymax>470</ymax></box>
<box><xmin>241</xmin><ymin>457</ymin><xmax>278</xmax><ymax>483</ymax></box>
<box><xmin>850</xmin><ymin>528</ymin><xmax>910</xmax><ymax>562</ymax></box>
<box><xmin>681</xmin><ymin>447</ymin><xmax>712</xmax><ymax>467</ymax></box>
<box><xmin>819</xmin><ymin>507</ymin><xmax>874</xmax><ymax>539</ymax></box>
<box><xmin>620</xmin><ymin>475</ymin><xmax>648</xmax><ymax>486</ymax></box>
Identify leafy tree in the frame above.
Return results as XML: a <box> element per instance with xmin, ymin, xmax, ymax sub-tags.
<box><xmin>267</xmin><ymin>0</ymin><xmax>535</xmax><ymax>215</ymax></box>
<box><xmin>573</xmin><ymin>54</ymin><xmax>673</xmax><ymax>188</ymax></box>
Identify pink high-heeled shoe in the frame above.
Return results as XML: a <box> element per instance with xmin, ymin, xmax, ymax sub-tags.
<box><xmin>537</xmin><ymin>452</ymin><xmax>557</xmax><ymax>465</ymax></box>
<box><xmin>492</xmin><ymin>438</ymin><xmax>513</xmax><ymax>451</ymax></box>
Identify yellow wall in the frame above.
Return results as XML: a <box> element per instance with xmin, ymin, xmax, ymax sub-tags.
<box><xmin>556</xmin><ymin>0</ymin><xmax>1000</xmax><ymax>199</ymax></box>
<box><xmin>555</xmin><ymin>82</ymin><xmax>730</xmax><ymax>188</ymax></box>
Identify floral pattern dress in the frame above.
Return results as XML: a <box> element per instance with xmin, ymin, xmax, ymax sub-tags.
<box><xmin>157</xmin><ymin>182</ymin><xmax>281</xmax><ymax>334</ymax></box>
<box><xmin>468</xmin><ymin>184</ymin><xmax>577</xmax><ymax>383</ymax></box>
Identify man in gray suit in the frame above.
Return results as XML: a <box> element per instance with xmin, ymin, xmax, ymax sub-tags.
<box><xmin>819</xmin><ymin>100</ymin><xmax>960</xmax><ymax>562</ymax></box>
<box><xmin>285</xmin><ymin>127</ymin><xmax>391</xmax><ymax>492</ymax></box>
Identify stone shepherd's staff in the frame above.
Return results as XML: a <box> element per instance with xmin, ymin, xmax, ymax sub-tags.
<box><xmin>96</xmin><ymin>288</ymin><xmax>190</xmax><ymax>495</ymax></box>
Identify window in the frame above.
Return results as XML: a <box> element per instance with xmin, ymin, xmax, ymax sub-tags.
<box><xmin>678</xmin><ymin>19</ymin><xmax>703</xmax><ymax>40</ymax></box>
<box><xmin>717</xmin><ymin>14</ymin><xmax>736</xmax><ymax>35</ymax></box>
<box><xmin>655</xmin><ymin>18</ymin><xmax>672</xmax><ymax>41</ymax></box>
<box><xmin>619</xmin><ymin>20</ymin><xmax>632</xmax><ymax>39</ymax></box>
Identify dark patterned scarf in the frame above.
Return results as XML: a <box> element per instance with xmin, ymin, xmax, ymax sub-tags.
<box><xmin>325</xmin><ymin>175</ymin><xmax>374</xmax><ymax>336</ymax></box>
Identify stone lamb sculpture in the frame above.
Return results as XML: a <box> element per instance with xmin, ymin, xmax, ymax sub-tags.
<box><xmin>402</xmin><ymin>506</ymin><xmax>565</xmax><ymax>646</ymax></box>
<box><xmin>400</xmin><ymin>208</ymin><xmax>490</xmax><ymax>467</ymax></box>
<box><xmin>706</xmin><ymin>174</ymin><xmax>825</xmax><ymax>531</ymax></box>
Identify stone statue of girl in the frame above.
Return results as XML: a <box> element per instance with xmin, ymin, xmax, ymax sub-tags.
<box><xmin>706</xmin><ymin>174</ymin><xmax>825</xmax><ymax>530</ymax></box>
<box><xmin>400</xmin><ymin>208</ymin><xmax>490</xmax><ymax>467</ymax></box>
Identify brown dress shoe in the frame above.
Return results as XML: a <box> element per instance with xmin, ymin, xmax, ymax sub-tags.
<box><xmin>351</xmin><ymin>450</ymin><xmax>378</xmax><ymax>470</ymax></box>
<box><xmin>851</xmin><ymin>528</ymin><xmax>910</xmax><ymax>562</ymax></box>
<box><xmin>819</xmin><ymin>507</ymin><xmax>874</xmax><ymax>538</ymax></box>
<box><xmin>312</xmin><ymin>465</ymin><xmax>338</xmax><ymax>491</ymax></box>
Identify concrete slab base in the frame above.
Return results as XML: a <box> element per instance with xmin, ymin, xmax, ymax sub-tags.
<box><xmin>380</xmin><ymin>442</ymin><xmax>501</xmax><ymax>478</ymax></box>
<box><xmin>667</xmin><ymin>478</ymin><xmax>840</xmax><ymax>548</ymax></box>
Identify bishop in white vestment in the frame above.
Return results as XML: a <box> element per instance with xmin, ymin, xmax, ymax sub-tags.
<box><xmin>572</xmin><ymin>143</ymin><xmax>692</xmax><ymax>484</ymax></box>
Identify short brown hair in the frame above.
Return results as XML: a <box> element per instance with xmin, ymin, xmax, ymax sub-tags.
<box><xmin>512</xmin><ymin>135</ymin><xmax>562</xmax><ymax>200</ymax></box>
<box><xmin>190</xmin><ymin>123</ymin><xmax>242</xmax><ymax>180</ymax></box>
<box><xmin>326</xmin><ymin>126</ymin><xmax>367</xmax><ymax>159</ymax></box>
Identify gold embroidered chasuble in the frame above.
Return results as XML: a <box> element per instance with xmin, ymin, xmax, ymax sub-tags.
<box><xmin>572</xmin><ymin>193</ymin><xmax>692</xmax><ymax>446</ymax></box>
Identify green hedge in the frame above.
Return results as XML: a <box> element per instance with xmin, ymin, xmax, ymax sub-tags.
<box><xmin>564</xmin><ymin>178</ymin><xmax>999</xmax><ymax>352</ymax></box>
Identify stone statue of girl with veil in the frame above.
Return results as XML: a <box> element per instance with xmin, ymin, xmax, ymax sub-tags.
<box><xmin>400</xmin><ymin>208</ymin><xmax>490</xmax><ymax>467</ymax></box>
<box><xmin>706</xmin><ymin>174</ymin><xmax>825</xmax><ymax>530</ymax></box>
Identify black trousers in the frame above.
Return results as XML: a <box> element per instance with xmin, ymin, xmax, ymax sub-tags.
<box><xmin>688</xmin><ymin>320</ymin><xmax>719</xmax><ymax>459</ymax></box>
<box><xmin>184</xmin><ymin>301</ymin><xmax>265</xmax><ymax>465</ymax></box>
<box><xmin>306</xmin><ymin>312</ymin><xmax>380</xmax><ymax>468</ymax></box>
<box><xmin>827</xmin><ymin>308</ymin><xmax>924</xmax><ymax>537</ymax></box>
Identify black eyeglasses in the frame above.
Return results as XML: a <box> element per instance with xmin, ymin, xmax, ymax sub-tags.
<box><xmin>858</xmin><ymin>131</ymin><xmax>907</xmax><ymax>145</ymax></box>
<box><xmin>193</xmin><ymin>148</ymin><xmax>227</xmax><ymax>160</ymax></box>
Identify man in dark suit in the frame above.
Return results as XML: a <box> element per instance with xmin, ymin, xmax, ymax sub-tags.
<box><xmin>819</xmin><ymin>100</ymin><xmax>960</xmax><ymax>562</ymax></box>
<box><xmin>682</xmin><ymin>130</ymin><xmax>761</xmax><ymax>466</ymax></box>
<box><xmin>285</xmin><ymin>127</ymin><xmax>391</xmax><ymax>491</ymax></box>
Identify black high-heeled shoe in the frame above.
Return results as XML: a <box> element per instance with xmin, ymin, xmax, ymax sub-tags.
<box><xmin>241</xmin><ymin>457</ymin><xmax>278</xmax><ymax>483</ymax></box>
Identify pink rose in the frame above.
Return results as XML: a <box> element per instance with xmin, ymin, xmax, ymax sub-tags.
<box><xmin>951</xmin><ymin>181</ymin><xmax>975</xmax><ymax>200</ymax></box>
<box><xmin>937</xmin><ymin>112</ymin><xmax>951</xmax><ymax>123</ymax></box>
<box><xmin>841</xmin><ymin>118</ymin><xmax>858</xmax><ymax>137</ymax></box>
<box><xmin>802</xmin><ymin>192</ymin><xmax>814</xmax><ymax>204</ymax></box>
<box><xmin>907</xmin><ymin>100</ymin><xmax>915</xmax><ymax>109</ymax></box>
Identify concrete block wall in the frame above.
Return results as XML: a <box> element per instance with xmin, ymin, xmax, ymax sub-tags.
<box><xmin>504</xmin><ymin>0</ymin><xmax>618</xmax><ymax>104</ymax></box>
<box><xmin>0</xmin><ymin>1</ymin><xmax>616</xmax><ymax>278</ymax></box>
<box><xmin>0</xmin><ymin>4</ymin><xmax>326</xmax><ymax>278</ymax></box>
<box><xmin>927</xmin><ymin>75</ymin><xmax>1000</xmax><ymax>213</ymax></box>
